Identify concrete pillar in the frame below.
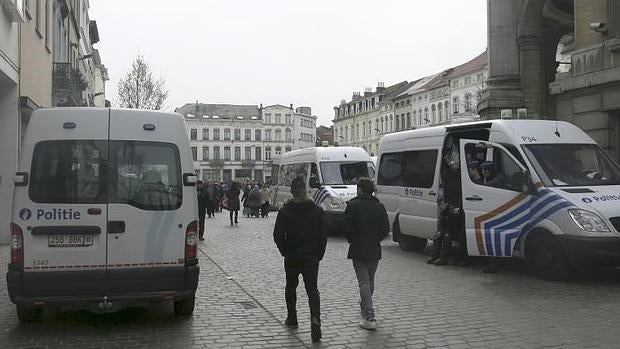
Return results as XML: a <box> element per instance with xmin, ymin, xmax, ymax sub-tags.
<box><xmin>479</xmin><ymin>0</ymin><xmax>525</xmax><ymax>119</ymax></box>
<box><xmin>519</xmin><ymin>35</ymin><xmax>545</xmax><ymax>119</ymax></box>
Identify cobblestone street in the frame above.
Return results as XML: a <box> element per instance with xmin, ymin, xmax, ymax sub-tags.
<box><xmin>2</xmin><ymin>211</ymin><xmax>620</xmax><ymax>348</ymax></box>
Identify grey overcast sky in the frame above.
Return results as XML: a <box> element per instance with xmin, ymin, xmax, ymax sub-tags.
<box><xmin>90</xmin><ymin>0</ymin><xmax>487</xmax><ymax>126</ymax></box>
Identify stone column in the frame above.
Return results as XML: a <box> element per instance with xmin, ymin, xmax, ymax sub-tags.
<box><xmin>519</xmin><ymin>35</ymin><xmax>545</xmax><ymax>119</ymax></box>
<box><xmin>478</xmin><ymin>0</ymin><xmax>525</xmax><ymax>119</ymax></box>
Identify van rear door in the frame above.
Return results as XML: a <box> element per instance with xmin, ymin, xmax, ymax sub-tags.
<box><xmin>106</xmin><ymin>110</ymin><xmax>188</xmax><ymax>292</ymax></box>
<box><xmin>459</xmin><ymin>139</ymin><xmax>530</xmax><ymax>257</ymax></box>
<box><xmin>17</xmin><ymin>109</ymin><xmax>109</xmax><ymax>286</ymax></box>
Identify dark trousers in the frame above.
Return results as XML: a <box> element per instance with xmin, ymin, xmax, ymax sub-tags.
<box><xmin>284</xmin><ymin>258</ymin><xmax>321</xmax><ymax>320</ymax></box>
<box><xmin>198</xmin><ymin>209</ymin><xmax>206</xmax><ymax>239</ymax></box>
<box><xmin>229</xmin><ymin>210</ymin><xmax>238</xmax><ymax>224</ymax></box>
<box><xmin>431</xmin><ymin>232</ymin><xmax>453</xmax><ymax>261</ymax></box>
<box><xmin>261</xmin><ymin>201</ymin><xmax>270</xmax><ymax>217</ymax></box>
<box><xmin>206</xmin><ymin>201</ymin><xmax>215</xmax><ymax>217</ymax></box>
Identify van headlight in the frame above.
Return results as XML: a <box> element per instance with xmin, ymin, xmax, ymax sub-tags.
<box><xmin>568</xmin><ymin>209</ymin><xmax>610</xmax><ymax>232</ymax></box>
<box><xmin>325</xmin><ymin>197</ymin><xmax>346</xmax><ymax>211</ymax></box>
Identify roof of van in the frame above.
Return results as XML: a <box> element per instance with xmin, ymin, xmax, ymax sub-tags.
<box><xmin>278</xmin><ymin>147</ymin><xmax>372</xmax><ymax>164</ymax></box>
<box><xmin>379</xmin><ymin>119</ymin><xmax>594</xmax><ymax>152</ymax></box>
<box><xmin>26</xmin><ymin>108</ymin><xmax>185</xmax><ymax>143</ymax></box>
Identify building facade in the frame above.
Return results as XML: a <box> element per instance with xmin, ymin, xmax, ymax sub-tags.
<box><xmin>333</xmin><ymin>53</ymin><xmax>488</xmax><ymax>153</ymax></box>
<box><xmin>176</xmin><ymin>102</ymin><xmax>317</xmax><ymax>184</ymax></box>
<box><xmin>481</xmin><ymin>0</ymin><xmax>619</xmax><ymax>162</ymax></box>
<box><xmin>52</xmin><ymin>0</ymin><xmax>105</xmax><ymax>107</ymax></box>
<box><xmin>448</xmin><ymin>51</ymin><xmax>488</xmax><ymax>123</ymax></box>
<box><xmin>333</xmin><ymin>82</ymin><xmax>410</xmax><ymax>156</ymax></box>
<box><xmin>0</xmin><ymin>0</ymin><xmax>23</xmax><ymax>244</ymax></box>
<box><xmin>20</xmin><ymin>0</ymin><xmax>53</xmax><ymax>128</ymax></box>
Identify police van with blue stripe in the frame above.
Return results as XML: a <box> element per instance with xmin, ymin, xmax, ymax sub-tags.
<box><xmin>7</xmin><ymin>108</ymin><xmax>200</xmax><ymax>321</ymax></box>
<box><xmin>376</xmin><ymin>120</ymin><xmax>620</xmax><ymax>279</ymax></box>
<box><xmin>272</xmin><ymin>147</ymin><xmax>375</xmax><ymax>235</ymax></box>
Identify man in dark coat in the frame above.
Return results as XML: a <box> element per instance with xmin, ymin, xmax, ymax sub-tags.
<box><xmin>197</xmin><ymin>181</ymin><xmax>208</xmax><ymax>241</ymax></box>
<box><xmin>344</xmin><ymin>178</ymin><xmax>389</xmax><ymax>331</ymax></box>
<box><xmin>226</xmin><ymin>182</ymin><xmax>241</xmax><ymax>226</ymax></box>
<box><xmin>427</xmin><ymin>196</ymin><xmax>460</xmax><ymax>266</ymax></box>
<box><xmin>273</xmin><ymin>176</ymin><xmax>327</xmax><ymax>343</ymax></box>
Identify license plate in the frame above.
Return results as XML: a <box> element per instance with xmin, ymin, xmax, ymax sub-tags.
<box><xmin>48</xmin><ymin>234</ymin><xmax>93</xmax><ymax>248</ymax></box>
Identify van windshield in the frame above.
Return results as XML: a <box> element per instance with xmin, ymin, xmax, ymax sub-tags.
<box><xmin>523</xmin><ymin>144</ymin><xmax>620</xmax><ymax>187</ymax></box>
<box><xmin>320</xmin><ymin>161</ymin><xmax>375</xmax><ymax>185</ymax></box>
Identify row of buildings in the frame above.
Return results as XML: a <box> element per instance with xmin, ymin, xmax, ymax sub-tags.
<box><xmin>333</xmin><ymin>52</ymin><xmax>488</xmax><ymax>156</ymax></box>
<box><xmin>0</xmin><ymin>0</ymin><xmax>107</xmax><ymax>243</ymax></box>
<box><xmin>176</xmin><ymin>102</ymin><xmax>317</xmax><ymax>183</ymax></box>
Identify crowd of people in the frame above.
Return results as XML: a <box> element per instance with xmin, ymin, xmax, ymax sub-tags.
<box><xmin>196</xmin><ymin>180</ymin><xmax>273</xmax><ymax>238</ymax></box>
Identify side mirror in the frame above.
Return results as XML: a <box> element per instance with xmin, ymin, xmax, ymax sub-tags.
<box><xmin>14</xmin><ymin>172</ymin><xmax>29</xmax><ymax>187</ymax></box>
<box><xmin>516</xmin><ymin>170</ymin><xmax>533</xmax><ymax>194</ymax></box>
<box><xmin>183</xmin><ymin>173</ymin><xmax>198</xmax><ymax>187</ymax></box>
<box><xmin>309</xmin><ymin>177</ymin><xmax>321</xmax><ymax>189</ymax></box>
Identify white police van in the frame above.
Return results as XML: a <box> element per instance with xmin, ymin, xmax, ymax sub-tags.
<box><xmin>272</xmin><ymin>147</ymin><xmax>375</xmax><ymax>234</ymax></box>
<box><xmin>377</xmin><ymin>120</ymin><xmax>620</xmax><ymax>279</ymax></box>
<box><xmin>7</xmin><ymin>108</ymin><xmax>200</xmax><ymax>321</ymax></box>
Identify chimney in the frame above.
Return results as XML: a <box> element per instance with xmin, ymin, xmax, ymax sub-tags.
<box><xmin>290</xmin><ymin>104</ymin><xmax>293</xmax><ymax>110</ymax></box>
<box><xmin>352</xmin><ymin>91</ymin><xmax>361</xmax><ymax>101</ymax></box>
<box><xmin>376</xmin><ymin>82</ymin><xmax>386</xmax><ymax>92</ymax></box>
<box><xmin>364</xmin><ymin>87</ymin><xmax>373</xmax><ymax>97</ymax></box>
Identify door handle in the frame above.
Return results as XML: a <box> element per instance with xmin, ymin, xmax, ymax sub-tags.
<box><xmin>428</xmin><ymin>191</ymin><xmax>437</xmax><ymax>196</ymax></box>
<box><xmin>108</xmin><ymin>221</ymin><xmax>126</xmax><ymax>234</ymax></box>
<box><xmin>465</xmin><ymin>195</ymin><xmax>483</xmax><ymax>201</ymax></box>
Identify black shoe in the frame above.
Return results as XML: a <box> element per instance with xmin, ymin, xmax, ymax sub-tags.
<box><xmin>311</xmin><ymin>317</ymin><xmax>321</xmax><ymax>342</ymax></box>
<box><xmin>284</xmin><ymin>316</ymin><xmax>298</xmax><ymax>329</ymax></box>
<box><xmin>199</xmin><ymin>237</ymin><xmax>205</xmax><ymax>241</ymax></box>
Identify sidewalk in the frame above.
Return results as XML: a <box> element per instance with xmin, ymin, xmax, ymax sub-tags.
<box><xmin>0</xmin><ymin>244</ymin><xmax>8</xmax><ymax>296</ymax></box>
<box><xmin>0</xmin><ymin>243</ymin><xmax>310</xmax><ymax>349</ymax></box>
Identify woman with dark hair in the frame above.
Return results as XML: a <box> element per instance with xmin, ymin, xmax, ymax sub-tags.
<box><xmin>227</xmin><ymin>182</ymin><xmax>241</xmax><ymax>226</ymax></box>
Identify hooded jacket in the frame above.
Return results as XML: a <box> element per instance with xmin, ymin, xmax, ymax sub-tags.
<box><xmin>344</xmin><ymin>194</ymin><xmax>390</xmax><ymax>261</ymax></box>
<box><xmin>273</xmin><ymin>199</ymin><xmax>327</xmax><ymax>262</ymax></box>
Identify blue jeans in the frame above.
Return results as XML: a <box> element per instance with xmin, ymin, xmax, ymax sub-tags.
<box><xmin>353</xmin><ymin>259</ymin><xmax>379</xmax><ymax>321</ymax></box>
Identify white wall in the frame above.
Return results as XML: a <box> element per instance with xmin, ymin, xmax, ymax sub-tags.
<box><xmin>0</xmin><ymin>85</ymin><xmax>19</xmax><ymax>244</ymax></box>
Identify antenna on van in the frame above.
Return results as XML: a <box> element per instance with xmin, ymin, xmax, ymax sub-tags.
<box><xmin>554</xmin><ymin>120</ymin><xmax>561</xmax><ymax>138</ymax></box>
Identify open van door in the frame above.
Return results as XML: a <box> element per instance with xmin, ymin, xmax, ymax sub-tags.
<box><xmin>459</xmin><ymin>139</ymin><xmax>531</xmax><ymax>257</ymax></box>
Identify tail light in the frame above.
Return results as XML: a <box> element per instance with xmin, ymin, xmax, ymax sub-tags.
<box><xmin>185</xmin><ymin>220</ymin><xmax>198</xmax><ymax>262</ymax></box>
<box><xmin>10</xmin><ymin>223</ymin><xmax>24</xmax><ymax>265</ymax></box>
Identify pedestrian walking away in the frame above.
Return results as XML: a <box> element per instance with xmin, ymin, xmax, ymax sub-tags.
<box><xmin>197</xmin><ymin>181</ymin><xmax>208</xmax><ymax>241</ymax></box>
<box><xmin>226</xmin><ymin>182</ymin><xmax>241</xmax><ymax>226</ymax></box>
<box><xmin>260</xmin><ymin>185</ymin><xmax>272</xmax><ymax>218</ymax></box>
<box><xmin>273</xmin><ymin>176</ymin><xmax>327</xmax><ymax>343</ymax></box>
<box><xmin>205</xmin><ymin>182</ymin><xmax>217</xmax><ymax>218</ymax></box>
<box><xmin>247</xmin><ymin>184</ymin><xmax>262</xmax><ymax>218</ymax></box>
<box><xmin>344</xmin><ymin>177</ymin><xmax>389</xmax><ymax>331</ymax></box>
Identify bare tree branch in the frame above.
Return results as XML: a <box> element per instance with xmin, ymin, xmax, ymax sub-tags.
<box><xmin>117</xmin><ymin>55</ymin><xmax>168</xmax><ymax>110</ymax></box>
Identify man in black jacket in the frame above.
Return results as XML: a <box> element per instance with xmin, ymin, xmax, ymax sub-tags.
<box><xmin>344</xmin><ymin>178</ymin><xmax>389</xmax><ymax>331</ymax></box>
<box><xmin>273</xmin><ymin>176</ymin><xmax>327</xmax><ymax>343</ymax></box>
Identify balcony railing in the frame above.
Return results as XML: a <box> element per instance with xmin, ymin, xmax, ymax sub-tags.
<box><xmin>52</xmin><ymin>62</ymin><xmax>87</xmax><ymax>107</ymax></box>
<box><xmin>241</xmin><ymin>160</ymin><xmax>256</xmax><ymax>167</ymax></box>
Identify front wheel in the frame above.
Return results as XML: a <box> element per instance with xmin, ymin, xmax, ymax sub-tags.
<box><xmin>174</xmin><ymin>295</ymin><xmax>196</xmax><ymax>316</ymax></box>
<box><xmin>526</xmin><ymin>233</ymin><xmax>570</xmax><ymax>281</ymax></box>
<box><xmin>16</xmin><ymin>305</ymin><xmax>43</xmax><ymax>322</ymax></box>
